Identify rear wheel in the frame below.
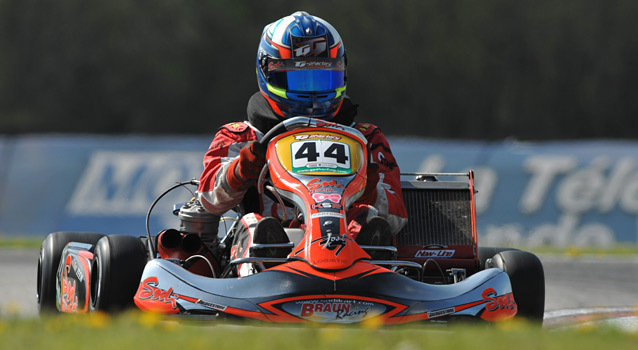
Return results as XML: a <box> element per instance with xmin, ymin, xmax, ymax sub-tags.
<box><xmin>37</xmin><ymin>231</ymin><xmax>105</xmax><ymax>314</ymax></box>
<box><xmin>477</xmin><ymin>247</ymin><xmax>519</xmax><ymax>270</ymax></box>
<box><xmin>90</xmin><ymin>235</ymin><xmax>148</xmax><ymax>312</ymax></box>
<box><xmin>487</xmin><ymin>250</ymin><xmax>545</xmax><ymax>324</ymax></box>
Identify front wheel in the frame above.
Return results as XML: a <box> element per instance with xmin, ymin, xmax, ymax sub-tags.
<box><xmin>37</xmin><ymin>231</ymin><xmax>105</xmax><ymax>314</ymax></box>
<box><xmin>487</xmin><ymin>250</ymin><xmax>545</xmax><ymax>324</ymax></box>
<box><xmin>90</xmin><ymin>235</ymin><xmax>148</xmax><ymax>312</ymax></box>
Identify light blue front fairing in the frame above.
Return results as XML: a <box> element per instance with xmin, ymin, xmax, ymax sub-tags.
<box><xmin>137</xmin><ymin>258</ymin><xmax>514</xmax><ymax>322</ymax></box>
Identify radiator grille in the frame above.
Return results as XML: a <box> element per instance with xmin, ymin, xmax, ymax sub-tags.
<box><xmin>397</xmin><ymin>188</ymin><xmax>473</xmax><ymax>246</ymax></box>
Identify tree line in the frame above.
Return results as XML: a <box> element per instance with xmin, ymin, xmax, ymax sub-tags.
<box><xmin>1</xmin><ymin>0</ymin><xmax>636</xmax><ymax>140</ymax></box>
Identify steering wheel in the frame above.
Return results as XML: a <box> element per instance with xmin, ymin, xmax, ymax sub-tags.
<box><xmin>258</xmin><ymin>116</ymin><xmax>316</xmax><ymax>147</ymax></box>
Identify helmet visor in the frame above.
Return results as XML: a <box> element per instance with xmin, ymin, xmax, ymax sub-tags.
<box><xmin>271</xmin><ymin>70</ymin><xmax>345</xmax><ymax>92</ymax></box>
<box><xmin>266</xmin><ymin>58</ymin><xmax>346</xmax><ymax>92</ymax></box>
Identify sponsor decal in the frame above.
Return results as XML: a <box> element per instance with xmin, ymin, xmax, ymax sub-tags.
<box><xmin>316</xmin><ymin>121</ymin><xmax>344</xmax><ymax>130</ymax></box>
<box><xmin>267</xmin><ymin>61</ymin><xmax>286</xmax><ymax>71</ymax></box>
<box><xmin>356</xmin><ymin>123</ymin><xmax>371</xmax><ymax>132</ymax></box>
<box><xmin>312</xmin><ymin>193</ymin><xmax>342</xmax><ymax>203</ymax></box>
<box><xmin>281</xmin><ymin>298</ymin><xmax>386</xmax><ymax>323</ymax></box>
<box><xmin>242</xmin><ymin>213</ymin><xmax>260</xmax><ymax>228</ymax></box>
<box><xmin>301</xmin><ymin>302</ymin><xmax>352</xmax><ymax>317</ymax></box>
<box><xmin>294</xmin><ymin>60</ymin><xmax>334</xmax><ymax>69</ymax></box>
<box><xmin>375</xmin><ymin>151</ymin><xmax>399</xmax><ymax>170</ymax></box>
<box><xmin>61</xmin><ymin>275</ymin><xmax>79</xmax><ymax>312</ymax></box>
<box><xmin>59</xmin><ymin>254</ymin><xmax>90</xmax><ymax>312</ymax></box>
<box><xmin>136</xmin><ymin>277</ymin><xmax>178</xmax><ymax>310</ymax></box>
<box><xmin>311</xmin><ymin>202</ymin><xmax>343</xmax><ymax>210</ymax></box>
<box><xmin>292</xmin><ymin>35</ymin><xmax>327</xmax><ymax>57</ymax></box>
<box><xmin>295</xmin><ymin>134</ymin><xmax>342</xmax><ymax>141</ymax></box>
<box><xmin>311</xmin><ymin>212</ymin><xmax>344</xmax><ymax>219</ymax></box>
<box><xmin>196</xmin><ymin>299</ymin><xmax>227</xmax><ymax>312</ymax></box>
<box><xmin>71</xmin><ymin>256</ymin><xmax>85</xmax><ymax>283</ymax></box>
<box><xmin>312</xmin><ymin>258</ymin><xmax>350</xmax><ymax>265</ymax></box>
<box><xmin>414</xmin><ymin>249</ymin><xmax>455</xmax><ymax>259</ymax></box>
<box><xmin>227</xmin><ymin>122</ymin><xmax>244</xmax><ymax>130</ymax></box>
<box><xmin>482</xmin><ymin>288</ymin><xmax>516</xmax><ymax>312</ymax></box>
<box><xmin>267</xmin><ymin>58</ymin><xmax>345</xmax><ymax>72</ymax></box>
<box><xmin>427</xmin><ymin>307</ymin><xmax>455</xmax><ymax>319</ymax></box>
<box><xmin>307</xmin><ymin>178</ymin><xmax>346</xmax><ymax>192</ymax></box>
<box><xmin>315</xmin><ymin>234</ymin><xmax>348</xmax><ymax>256</ymax></box>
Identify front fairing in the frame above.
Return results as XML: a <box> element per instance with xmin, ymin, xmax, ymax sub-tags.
<box><xmin>265</xmin><ymin>125</ymin><xmax>369</xmax><ymax>270</ymax></box>
<box><xmin>134</xmin><ymin>258</ymin><xmax>517</xmax><ymax>323</ymax></box>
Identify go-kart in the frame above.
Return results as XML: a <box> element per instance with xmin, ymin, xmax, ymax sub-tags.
<box><xmin>37</xmin><ymin>117</ymin><xmax>545</xmax><ymax>324</ymax></box>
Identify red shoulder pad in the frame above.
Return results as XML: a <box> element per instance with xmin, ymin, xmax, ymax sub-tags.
<box><xmin>220</xmin><ymin>122</ymin><xmax>249</xmax><ymax>133</ymax></box>
<box><xmin>353</xmin><ymin>123</ymin><xmax>378</xmax><ymax>136</ymax></box>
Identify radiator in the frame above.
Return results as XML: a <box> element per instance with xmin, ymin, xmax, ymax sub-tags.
<box><xmin>396</xmin><ymin>180</ymin><xmax>473</xmax><ymax>247</ymax></box>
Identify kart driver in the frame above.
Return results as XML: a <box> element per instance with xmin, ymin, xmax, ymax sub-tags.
<box><xmin>197</xmin><ymin>11</ymin><xmax>408</xmax><ymax>257</ymax></box>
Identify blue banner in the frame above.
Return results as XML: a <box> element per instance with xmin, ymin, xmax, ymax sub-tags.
<box><xmin>1</xmin><ymin>135</ymin><xmax>637</xmax><ymax>247</ymax></box>
<box><xmin>392</xmin><ymin>139</ymin><xmax>638</xmax><ymax>247</ymax></box>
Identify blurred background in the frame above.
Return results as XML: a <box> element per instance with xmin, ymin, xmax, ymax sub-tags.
<box><xmin>2</xmin><ymin>0</ymin><xmax>636</xmax><ymax>138</ymax></box>
<box><xmin>1</xmin><ymin>0</ymin><xmax>637</xmax><ymax>247</ymax></box>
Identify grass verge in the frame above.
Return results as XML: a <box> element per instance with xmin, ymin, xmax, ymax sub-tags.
<box><xmin>527</xmin><ymin>245</ymin><xmax>638</xmax><ymax>257</ymax></box>
<box><xmin>0</xmin><ymin>311</ymin><xmax>636</xmax><ymax>350</ymax></box>
<box><xmin>0</xmin><ymin>235</ymin><xmax>45</xmax><ymax>249</ymax></box>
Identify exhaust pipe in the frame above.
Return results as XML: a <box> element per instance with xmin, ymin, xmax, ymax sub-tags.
<box><xmin>158</xmin><ymin>229</ymin><xmax>181</xmax><ymax>250</ymax></box>
<box><xmin>181</xmin><ymin>233</ymin><xmax>203</xmax><ymax>254</ymax></box>
<box><xmin>156</xmin><ymin>229</ymin><xmax>218</xmax><ymax>277</ymax></box>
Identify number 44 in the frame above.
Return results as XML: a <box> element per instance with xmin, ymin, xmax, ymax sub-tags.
<box><xmin>294</xmin><ymin>141</ymin><xmax>349</xmax><ymax>165</ymax></box>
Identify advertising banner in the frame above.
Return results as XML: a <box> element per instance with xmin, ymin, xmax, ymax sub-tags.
<box><xmin>0</xmin><ymin>136</ymin><xmax>207</xmax><ymax>237</ymax></box>
<box><xmin>393</xmin><ymin>139</ymin><xmax>638</xmax><ymax>247</ymax></box>
<box><xmin>1</xmin><ymin>135</ymin><xmax>637</xmax><ymax>247</ymax></box>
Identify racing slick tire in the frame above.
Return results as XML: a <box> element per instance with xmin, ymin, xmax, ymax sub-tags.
<box><xmin>487</xmin><ymin>250</ymin><xmax>545</xmax><ymax>324</ymax></box>
<box><xmin>37</xmin><ymin>231</ymin><xmax>105</xmax><ymax>314</ymax></box>
<box><xmin>90</xmin><ymin>235</ymin><xmax>148</xmax><ymax>312</ymax></box>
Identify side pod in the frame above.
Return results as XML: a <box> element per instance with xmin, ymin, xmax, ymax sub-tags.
<box><xmin>56</xmin><ymin>242</ymin><xmax>96</xmax><ymax>312</ymax></box>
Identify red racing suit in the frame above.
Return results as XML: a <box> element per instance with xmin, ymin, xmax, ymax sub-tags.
<box><xmin>197</xmin><ymin>121</ymin><xmax>408</xmax><ymax>234</ymax></box>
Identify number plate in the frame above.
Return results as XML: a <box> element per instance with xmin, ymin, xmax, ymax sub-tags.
<box><xmin>291</xmin><ymin>140</ymin><xmax>352</xmax><ymax>174</ymax></box>
<box><xmin>273</xmin><ymin>131</ymin><xmax>364</xmax><ymax>176</ymax></box>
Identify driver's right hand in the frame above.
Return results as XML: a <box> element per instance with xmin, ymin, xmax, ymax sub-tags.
<box><xmin>226</xmin><ymin>141</ymin><xmax>266</xmax><ymax>191</ymax></box>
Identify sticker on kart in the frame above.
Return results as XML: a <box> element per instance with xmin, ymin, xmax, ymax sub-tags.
<box><xmin>59</xmin><ymin>253</ymin><xmax>91</xmax><ymax>313</ymax></box>
<box><xmin>279</xmin><ymin>297</ymin><xmax>388</xmax><ymax>323</ymax></box>
<box><xmin>274</xmin><ymin>131</ymin><xmax>364</xmax><ymax>176</ymax></box>
<box><xmin>134</xmin><ymin>276</ymin><xmax>180</xmax><ymax>314</ymax></box>
<box><xmin>291</xmin><ymin>140</ymin><xmax>352</xmax><ymax>174</ymax></box>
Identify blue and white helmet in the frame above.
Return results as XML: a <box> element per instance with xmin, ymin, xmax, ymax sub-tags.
<box><xmin>256</xmin><ymin>11</ymin><xmax>347</xmax><ymax>119</ymax></box>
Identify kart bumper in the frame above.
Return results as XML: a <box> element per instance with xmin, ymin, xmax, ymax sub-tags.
<box><xmin>133</xmin><ymin>259</ymin><xmax>517</xmax><ymax>324</ymax></box>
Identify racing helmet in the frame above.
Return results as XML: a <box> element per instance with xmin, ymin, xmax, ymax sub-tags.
<box><xmin>257</xmin><ymin>11</ymin><xmax>347</xmax><ymax>120</ymax></box>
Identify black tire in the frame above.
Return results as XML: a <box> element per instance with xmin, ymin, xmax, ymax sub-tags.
<box><xmin>37</xmin><ymin>231</ymin><xmax>105</xmax><ymax>314</ymax></box>
<box><xmin>488</xmin><ymin>250</ymin><xmax>545</xmax><ymax>324</ymax></box>
<box><xmin>90</xmin><ymin>235</ymin><xmax>148</xmax><ymax>312</ymax></box>
<box><xmin>477</xmin><ymin>247</ymin><xmax>519</xmax><ymax>270</ymax></box>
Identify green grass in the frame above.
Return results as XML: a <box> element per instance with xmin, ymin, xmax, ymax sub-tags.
<box><xmin>527</xmin><ymin>245</ymin><xmax>638</xmax><ymax>257</ymax></box>
<box><xmin>0</xmin><ymin>312</ymin><xmax>636</xmax><ymax>350</ymax></box>
<box><xmin>0</xmin><ymin>235</ymin><xmax>45</xmax><ymax>249</ymax></box>
<box><xmin>0</xmin><ymin>237</ymin><xmax>636</xmax><ymax>348</ymax></box>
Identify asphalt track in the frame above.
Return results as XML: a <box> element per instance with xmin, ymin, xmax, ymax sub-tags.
<box><xmin>1</xmin><ymin>248</ymin><xmax>637</xmax><ymax>329</ymax></box>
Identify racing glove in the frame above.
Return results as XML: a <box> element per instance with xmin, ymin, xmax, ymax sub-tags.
<box><xmin>226</xmin><ymin>141</ymin><xmax>266</xmax><ymax>191</ymax></box>
<box><xmin>354</xmin><ymin>162</ymin><xmax>380</xmax><ymax>205</ymax></box>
